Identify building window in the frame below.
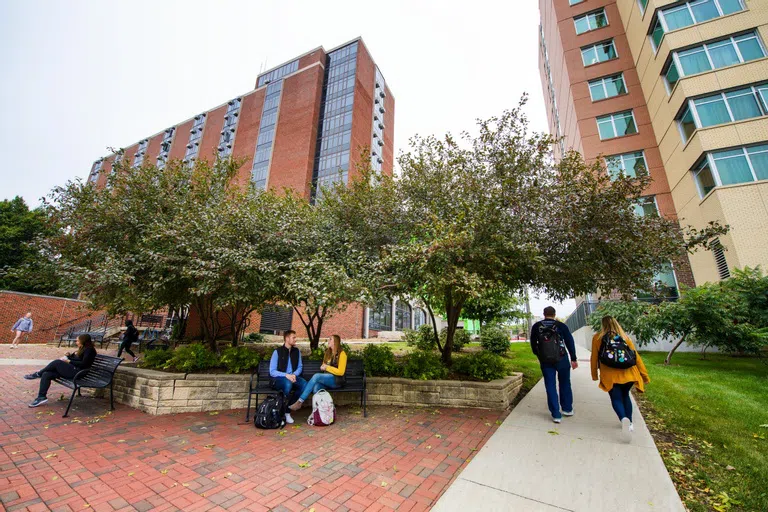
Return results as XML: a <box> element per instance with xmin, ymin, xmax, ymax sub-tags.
<box><xmin>395</xmin><ymin>301</ymin><xmax>412</xmax><ymax>331</ymax></box>
<box><xmin>252</xmin><ymin>83</ymin><xmax>284</xmax><ymax>189</ymax></box>
<box><xmin>597</xmin><ymin>110</ymin><xmax>638</xmax><ymax>140</ymax></box>
<box><xmin>664</xmin><ymin>32</ymin><xmax>766</xmax><ymax>91</ymax></box>
<box><xmin>569</xmin><ymin>0</ymin><xmax>584</xmax><ymax>5</ymax></box>
<box><xmin>575</xmin><ymin>9</ymin><xmax>608</xmax><ymax>35</ymax></box>
<box><xmin>581</xmin><ymin>40</ymin><xmax>618</xmax><ymax>66</ymax></box>
<box><xmin>133</xmin><ymin>139</ymin><xmax>148</xmax><ymax>168</ymax></box>
<box><xmin>88</xmin><ymin>159</ymin><xmax>103</xmax><ymax>184</ymax></box>
<box><xmin>712</xmin><ymin>240</ymin><xmax>731</xmax><ymax>279</ymax></box>
<box><xmin>606</xmin><ymin>151</ymin><xmax>647</xmax><ymax>179</ymax></box>
<box><xmin>634</xmin><ymin>196</ymin><xmax>658</xmax><ymax>217</ymax></box>
<box><xmin>413</xmin><ymin>308</ymin><xmax>427</xmax><ymax>329</ymax></box>
<box><xmin>157</xmin><ymin>128</ymin><xmax>175</xmax><ymax>169</ymax></box>
<box><xmin>369</xmin><ymin>298</ymin><xmax>392</xmax><ymax>331</ymax></box>
<box><xmin>371</xmin><ymin>67</ymin><xmax>386</xmax><ymax>173</ymax></box>
<box><xmin>218</xmin><ymin>97</ymin><xmax>241</xmax><ymax>159</ymax></box>
<box><xmin>184</xmin><ymin>114</ymin><xmax>206</xmax><ymax>163</ymax></box>
<box><xmin>693</xmin><ymin>144</ymin><xmax>768</xmax><ymax>197</ymax></box>
<box><xmin>588</xmin><ymin>73</ymin><xmax>626</xmax><ymax>101</ymax></box>
<box><xmin>638</xmin><ymin>0</ymin><xmax>649</xmax><ymax>15</ymax></box>
<box><xmin>638</xmin><ymin>263</ymin><xmax>679</xmax><ymax>300</ymax></box>
<box><xmin>257</xmin><ymin>59</ymin><xmax>299</xmax><ymax>88</ymax></box>
<box><xmin>649</xmin><ymin>1</ymin><xmax>745</xmax><ymax>52</ymax></box>
<box><xmin>677</xmin><ymin>84</ymin><xmax>768</xmax><ymax>143</ymax></box>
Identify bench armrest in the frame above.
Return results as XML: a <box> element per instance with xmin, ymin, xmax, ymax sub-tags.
<box><xmin>72</xmin><ymin>368</ymin><xmax>90</xmax><ymax>385</ymax></box>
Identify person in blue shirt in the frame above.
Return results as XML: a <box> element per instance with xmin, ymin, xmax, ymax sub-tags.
<box><xmin>530</xmin><ymin>306</ymin><xmax>578</xmax><ymax>424</ymax></box>
<box><xmin>268</xmin><ymin>330</ymin><xmax>306</xmax><ymax>424</ymax></box>
<box><xmin>10</xmin><ymin>312</ymin><xmax>34</xmax><ymax>349</ymax></box>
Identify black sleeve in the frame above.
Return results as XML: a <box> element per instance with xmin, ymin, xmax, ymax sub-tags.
<box><xmin>71</xmin><ymin>347</ymin><xmax>96</xmax><ymax>369</ymax></box>
<box><xmin>559</xmin><ymin>323</ymin><xmax>577</xmax><ymax>362</ymax></box>
<box><xmin>529</xmin><ymin>322</ymin><xmax>539</xmax><ymax>356</ymax></box>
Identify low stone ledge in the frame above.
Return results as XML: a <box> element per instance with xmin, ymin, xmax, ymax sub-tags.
<box><xmin>99</xmin><ymin>366</ymin><xmax>523</xmax><ymax>415</ymax></box>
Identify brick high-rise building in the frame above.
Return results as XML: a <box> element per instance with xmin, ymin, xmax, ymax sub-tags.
<box><xmin>539</xmin><ymin>0</ymin><xmax>768</xmax><ymax>305</ymax></box>
<box><xmin>85</xmin><ymin>38</ymin><xmax>428</xmax><ymax>340</ymax></box>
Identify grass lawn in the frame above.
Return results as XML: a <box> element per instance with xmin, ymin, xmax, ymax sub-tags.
<box><xmin>503</xmin><ymin>342</ymin><xmax>541</xmax><ymax>393</ymax></box>
<box><xmin>638</xmin><ymin>351</ymin><xmax>768</xmax><ymax>512</ymax></box>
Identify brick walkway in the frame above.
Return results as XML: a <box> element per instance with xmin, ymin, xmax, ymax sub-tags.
<box><xmin>0</xmin><ymin>363</ymin><xmax>506</xmax><ymax>512</ymax></box>
<box><xmin>0</xmin><ymin>345</ymin><xmax>124</xmax><ymax>361</ymax></box>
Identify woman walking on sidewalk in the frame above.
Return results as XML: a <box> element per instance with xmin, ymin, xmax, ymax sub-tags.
<box><xmin>591</xmin><ymin>315</ymin><xmax>650</xmax><ymax>441</ymax></box>
<box><xmin>10</xmin><ymin>312</ymin><xmax>33</xmax><ymax>348</ymax></box>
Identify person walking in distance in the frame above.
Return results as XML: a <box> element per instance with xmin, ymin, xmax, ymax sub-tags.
<box><xmin>117</xmin><ymin>320</ymin><xmax>140</xmax><ymax>362</ymax></box>
<box><xmin>591</xmin><ymin>315</ymin><xmax>650</xmax><ymax>441</ymax></box>
<box><xmin>530</xmin><ymin>306</ymin><xmax>578</xmax><ymax>423</ymax></box>
<box><xmin>10</xmin><ymin>312</ymin><xmax>34</xmax><ymax>349</ymax></box>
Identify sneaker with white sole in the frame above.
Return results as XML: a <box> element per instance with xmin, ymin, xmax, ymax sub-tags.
<box><xmin>29</xmin><ymin>397</ymin><xmax>48</xmax><ymax>407</ymax></box>
<box><xmin>621</xmin><ymin>417</ymin><xmax>632</xmax><ymax>442</ymax></box>
<box><xmin>562</xmin><ymin>410</ymin><xmax>574</xmax><ymax>417</ymax></box>
<box><xmin>552</xmin><ymin>417</ymin><xmax>562</xmax><ymax>424</ymax></box>
<box><xmin>284</xmin><ymin>412</ymin><xmax>294</xmax><ymax>424</ymax></box>
<box><xmin>133</xmin><ymin>356</ymin><xmax>140</xmax><ymax>363</ymax></box>
<box><xmin>23</xmin><ymin>372</ymin><xmax>41</xmax><ymax>380</ymax></box>
<box><xmin>628</xmin><ymin>422</ymin><xmax>634</xmax><ymax>433</ymax></box>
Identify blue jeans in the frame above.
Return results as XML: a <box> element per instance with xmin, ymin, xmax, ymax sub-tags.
<box><xmin>540</xmin><ymin>356</ymin><xmax>573</xmax><ymax>419</ymax></box>
<box><xmin>608</xmin><ymin>382</ymin><xmax>634</xmax><ymax>422</ymax></box>
<box><xmin>298</xmin><ymin>373</ymin><xmax>338</xmax><ymax>402</ymax></box>
<box><xmin>271</xmin><ymin>376</ymin><xmax>307</xmax><ymax>406</ymax></box>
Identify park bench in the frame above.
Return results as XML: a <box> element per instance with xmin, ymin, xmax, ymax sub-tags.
<box><xmin>59</xmin><ymin>329</ymin><xmax>107</xmax><ymax>348</ymax></box>
<box><xmin>53</xmin><ymin>354</ymin><xmax>122</xmax><ymax>418</ymax></box>
<box><xmin>245</xmin><ymin>359</ymin><xmax>367</xmax><ymax>422</ymax></box>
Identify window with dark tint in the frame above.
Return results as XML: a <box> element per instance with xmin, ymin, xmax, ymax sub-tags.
<box><xmin>369</xmin><ymin>298</ymin><xmax>392</xmax><ymax>331</ymax></box>
<box><xmin>395</xmin><ymin>301</ymin><xmax>412</xmax><ymax>331</ymax></box>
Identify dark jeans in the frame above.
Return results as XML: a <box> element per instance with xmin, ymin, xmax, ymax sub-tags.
<box><xmin>608</xmin><ymin>382</ymin><xmax>634</xmax><ymax>422</ymax></box>
<box><xmin>271</xmin><ymin>376</ymin><xmax>307</xmax><ymax>406</ymax></box>
<box><xmin>38</xmin><ymin>360</ymin><xmax>78</xmax><ymax>398</ymax></box>
<box><xmin>540</xmin><ymin>355</ymin><xmax>573</xmax><ymax>419</ymax></box>
<box><xmin>117</xmin><ymin>340</ymin><xmax>135</xmax><ymax>358</ymax></box>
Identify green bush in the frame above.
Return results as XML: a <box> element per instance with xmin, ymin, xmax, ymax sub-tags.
<box><xmin>164</xmin><ymin>343</ymin><xmax>221</xmax><ymax>372</ymax></box>
<box><xmin>362</xmin><ymin>344</ymin><xmax>400</xmax><ymax>377</ymax></box>
<box><xmin>480</xmin><ymin>325</ymin><xmax>511</xmax><ymax>354</ymax></box>
<box><xmin>141</xmin><ymin>347</ymin><xmax>173</xmax><ymax>369</ymax></box>
<box><xmin>440</xmin><ymin>328</ymin><xmax>470</xmax><ymax>352</ymax></box>
<box><xmin>220</xmin><ymin>346</ymin><xmax>261</xmax><ymax>374</ymax></box>
<box><xmin>452</xmin><ymin>352</ymin><xmax>508</xmax><ymax>381</ymax></box>
<box><xmin>402</xmin><ymin>349</ymin><xmax>447</xmax><ymax>380</ymax></box>
<box><xmin>404</xmin><ymin>324</ymin><xmax>437</xmax><ymax>351</ymax></box>
<box><xmin>244</xmin><ymin>332</ymin><xmax>265</xmax><ymax>343</ymax></box>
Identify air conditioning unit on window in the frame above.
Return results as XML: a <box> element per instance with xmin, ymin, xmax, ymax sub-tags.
<box><xmin>379</xmin><ymin>91</ymin><xmax>385</xmax><ymax>98</ymax></box>
<box><xmin>377</xmin><ymin>140</ymin><xmax>383</xmax><ymax>146</ymax></box>
<box><xmin>373</xmin><ymin>132</ymin><xmax>378</xmax><ymax>138</ymax></box>
<box><xmin>375</xmin><ymin>98</ymin><xmax>380</xmax><ymax>104</ymax></box>
<box><xmin>377</xmin><ymin>157</ymin><xmax>383</xmax><ymax>163</ymax></box>
<box><xmin>378</xmin><ymin>123</ymin><xmax>384</xmax><ymax>129</ymax></box>
<box><xmin>379</xmin><ymin>107</ymin><xmax>385</xmax><ymax>114</ymax></box>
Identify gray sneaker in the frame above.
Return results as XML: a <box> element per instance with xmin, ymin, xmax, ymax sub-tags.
<box><xmin>23</xmin><ymin>372</ymin><xmax>41</xmax><ymax>380</ymax></box>
<box><xmin>552</xmin><ymin>416</ymin><xmax>562</xmax><ymax>424</ymax></box>
<box><xmin>562</xmin><ymin>410</ymin><xmax>574</xmax><ymax>417</ymax></box>
<box><xmin>29</xmin><ymin>397</ymin><xmax>48</xmax><ymax>407</ymax></box>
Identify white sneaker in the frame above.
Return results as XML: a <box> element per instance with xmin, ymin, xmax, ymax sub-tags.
<box><xmin>552</xmin><ymin>417</ymin><xmax>562</xmax><ymax>424</ymax></box>
<box><xmin>621</xmin><ymin>417</ymin><xmax>632</xmax><ymax>442</ymax></box>
<box><xmin>562</xmin><ymin>410</ymin><xmax>574</xmax><ymax>417</ymax></box>
<box><xmin>628</xmin><ymin>422</ymin><xmax>634</xmax><ymax>433</ymax></box>
<box><xmin>284</xmin><ymin>413</ymin><xmax>294</xmax><ymax>424</ymax></box>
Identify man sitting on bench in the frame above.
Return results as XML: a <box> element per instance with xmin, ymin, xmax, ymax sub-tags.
<box><xmin>24</xmin><ymin>334</ymin><xmax>97</xmax><ymax>408</ymax></box>
<box><xmin>268</xmin><ymin>330</ymin><xmax>306</xmax><ymax>424</ymax></box>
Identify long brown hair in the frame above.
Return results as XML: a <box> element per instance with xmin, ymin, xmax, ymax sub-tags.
<box><xmin>76</xmin><ymin>334</ymin><xmax>94</xmax><ymax>357</ymax></box>
<box><xmin>324</xmin><ymin>335</ymin><xmax>343</xmax><ymax>365</ymax></box>
<box><xmin>599</xmin><ymin>316</ymin><xmax>629</xmax><ymax>340</ymax></box>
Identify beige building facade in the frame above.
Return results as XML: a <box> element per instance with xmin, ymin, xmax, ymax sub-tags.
<box><xmin>616</xmin><ymin>0</ymin><xmax>768</xmax><ymax>283</ymax></box>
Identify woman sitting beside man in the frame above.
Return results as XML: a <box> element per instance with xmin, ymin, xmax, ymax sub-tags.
<box><xmin>289</xmin><ymin>334</ymin><xmax>347</xmax><ymax>411</ymax></box>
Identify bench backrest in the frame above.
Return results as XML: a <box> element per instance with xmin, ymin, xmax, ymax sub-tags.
<box><xmin>77</xmin><ymin>355</ymin><xmax>122</xmax><ymax>387</ymax></box>
<box><xmin>255</xmin><ymin>357</ymin><xmax>365</xmax><ymax>386</ymax></box>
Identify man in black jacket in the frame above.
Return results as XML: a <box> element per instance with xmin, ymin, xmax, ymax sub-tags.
<box><xmin>24</xmin><ymin>334</ymin><xmax>97</xmax><ymax>407</ymax></box>
<box><xmin>118</xmin><ymin>320</ymin><xmax>140</xmax><ymax>362</ymax></box>
<box><xmin>268</xmin><ymin>330</ymin><xmax>306</xmax><ymax>424</ymax></box>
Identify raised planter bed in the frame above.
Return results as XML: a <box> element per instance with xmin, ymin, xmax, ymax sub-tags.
<box><xmin>98</xmin><ymin>366</ymin><xmax>524</xmax><ymax>415</ymax></box>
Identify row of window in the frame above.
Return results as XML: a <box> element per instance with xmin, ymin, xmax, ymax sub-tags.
<box><xmin>678</xmin><ymin>83</ymin><xmax>768</xmax><ymax>143</ymax></box>
<box><xmin>257</xmin><ymin>59</ymin><xmax>298</xmax><ymax>88</ymax></box>
<box><xmin>371</xmin><ymin>67</ymin><xmax>387</xmax><ymax>172</ymax></box>
<box><xmin>184</xmin><ymin>114</ymin><xmax>206</xmax><ymax>162</ymax></box>
<box><xmin>694</xmin><ymin>144</ymin><xmax>768</xmax><ymax>197</ymax></box>
<box><xmin>251</xmin><ymin>81</ymin><xmax>284</xmax><ymax>190</ymax></box>
<box><xmin>218</xmin><ymin>98</ymin><xmax>242</xmax><ymax>158</ymax></box>
<box><xmin>368</xmin><ymin>298</ymin><xmax>427</xmax><ymax>331</ymax></box>
<box><xmin>157</xmin><ymin>128</ymin><xmax>175</xmax><ymax>169</ymax></box>
<box><xmin>539</xmin><ymin>24</ymin><xmax>565</xmax><ymax>156</ymax></box>
<box><xmin>88</xmin><ymin>159</ymin><xmax>103</xmax><ymax>184</ymax></box>
<box><xmin>133</xmin><ymin>139</ymin><xmax>148</xmax><ymax>168</ymax></box>
<box><xmin>650</xmin><ymin>0</ymin><xmax>745</xmax><ymax>53</ymax></box>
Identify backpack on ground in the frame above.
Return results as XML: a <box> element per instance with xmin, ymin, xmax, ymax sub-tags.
<box><xmin>598</xmin><ymin>331</ymin><xmax>637</xmax><ymax>369</ymax></box>
<box><xmin>254</xmin><ymin>393</ymin><xmax>286</xmax><ymax>429</ymax></box>
<box><xmin>307</xmin><ymin>389</ymin><xmax>336</xmax><ymax>427</ymax></box>
<box><xmin>538</xmin><ymin>322</ymin><xmax>565</xmax><ymax>364</ymax></box>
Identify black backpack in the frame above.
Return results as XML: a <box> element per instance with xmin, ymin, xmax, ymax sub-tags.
<box><xmin>598</xmin><ymin>332</ymin><xmax>637</xmax><ymax>369</ymax></box>
<box><xmin>254</xmin><ymin>393</ymin><xmax>286</xmax><ymax>429</ymax></box>
<box><xmin>538</xmin><ymin>322</ymin><xmax>565</xmax><ymax>364</ymax></box>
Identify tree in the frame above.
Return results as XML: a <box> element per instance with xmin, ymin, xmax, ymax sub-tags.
<box><xmin>328</xmin><ymin>99</ymin><xmax>692</xmax><ymax>364</ymax></box>
<box><xmin>460</xmin><ymin>288</ymin><xmax>527</xmax><ymax>328</ymax></box>
<box><xmin>0</xmin><ymin>196</ymin><xmax>60</xmax><ymax>295</ymax></box>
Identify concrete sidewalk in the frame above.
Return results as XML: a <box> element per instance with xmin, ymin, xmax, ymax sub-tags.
<box><xmin>433</xmin><ymin>350</ymin><xmax>684</xmax><ymax>512</ymax></box>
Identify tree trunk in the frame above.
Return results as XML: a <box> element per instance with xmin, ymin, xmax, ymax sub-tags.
<box><xmin>664</xmin><ymin>333</ymin><xmax>688</xmax><ymax>366</ymax></box>
<box><xmin>441</xmin><ymin>291</ymin><xmax>465</xmax><ymax>366</ymax></box>
<box><xmin>422</xmin><ymin>297</ymin><xmax>443</xmax><ymax>353</ymax></box>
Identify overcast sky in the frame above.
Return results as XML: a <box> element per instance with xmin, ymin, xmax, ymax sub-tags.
<box><xmin>0</xmin><ymin>0</ymin><xmax>574</xmax><ymax>316</ymax></box>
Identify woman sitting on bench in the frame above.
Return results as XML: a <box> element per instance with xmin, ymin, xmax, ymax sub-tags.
<box><xmin>289</xmin><ymin>334</ymin><xmax>347</xmax><ymax>411</ymax></box>
<box><xmin>24</xmin><ymin>334</ymin><xmax>97</xmax><ymax>408</ymax></box>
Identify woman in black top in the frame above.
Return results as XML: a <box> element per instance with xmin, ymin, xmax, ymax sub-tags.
<box><xmin>118</xmin><ymin>320</ymin><xmax>139</xmax><ymax>362</ymax></box>
<box><xmin>25</xmin><ymin>334</ymin><xmax>97</xmax><ymax>408</ymax></box>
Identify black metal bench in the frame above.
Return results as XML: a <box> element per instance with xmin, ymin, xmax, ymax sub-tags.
<box><xmin>245</xmin><ymin>358</ymin><xmax>366</xmax><ymax>422</ymax></box>
<box><xmin>59</xmin><ymin>329</ymin><xmax>106</xmax><ymax>348</ymax></box>
<box><xmin>54</xmin><ymin>354</ymin><xmax>122</xmax><ymax>418</ymax></box>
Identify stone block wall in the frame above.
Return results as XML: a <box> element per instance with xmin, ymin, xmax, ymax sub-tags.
<box><xmin>101</xmin><ymin>367</ymin><xmax>524</xmax><ymax>415</ymax></box>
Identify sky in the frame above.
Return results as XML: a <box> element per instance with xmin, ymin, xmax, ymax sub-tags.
<box><xmin>0</xmin><ymin>0</ymin><xmax>574</xmax><ymax>316</ymax></box>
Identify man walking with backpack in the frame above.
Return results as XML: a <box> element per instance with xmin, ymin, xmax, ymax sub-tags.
<box><xmin>530</xmin><ymin>306</ymin><xmax>578</xmax><ymax>423</ymax></box>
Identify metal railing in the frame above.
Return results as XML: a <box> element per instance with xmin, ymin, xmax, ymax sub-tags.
<box><xmin>565</xmin><ymin>301</ymin><xmax>601</xmax><ymax>333</ymax></box>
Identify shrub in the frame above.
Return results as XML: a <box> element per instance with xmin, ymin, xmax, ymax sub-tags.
<box><xmin>141</xmin><ymin>347</ymin><xmax>173</xmax><ymax>369</ymax></box>
<box><xmin>481</xmin><ymin>325</ymin><xmax>510</xmax><ymax>354</ymax></box>
<box><xmin>244</xmin><ymin>332</ymin><xmax>265</xmax><ymax>343</ymax></box>
<box><xmin>402</xmin><ymin>349</ymin><xmax>447</xmax><ymax>380</ymax></box>
<box><xmin>362</xmin><ymin>344</ymin><xmax>400</xmax><ymax>377</ymax></box>
<box><xmin>440</xmin><ymin>328</ymin><xmax>470</xmax><ymax>352</ymax></box>
<box><xmin>404</xmin><ymin>324</ymin><xmax>437</xmax><ymax>351</ymax></box>
<box><xmin>220</xmin><ymin>346</ymin><xmax>261</xmax><ymax>374</ymax></box>
<box><xmin>164</xmin><ymin>343</ymin><xmax>221</xmax><ymax>372</ymax></box>
<box><xmin>452</xmin><ymin>352</ymin><xmax>508</xmax><ymax>381</ymax></box>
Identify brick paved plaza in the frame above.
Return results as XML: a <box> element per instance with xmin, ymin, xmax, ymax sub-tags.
<box><xmin>0</xmin><ymin>360</ymin><xmax>505</xmax><ymax>512</ymax></box>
